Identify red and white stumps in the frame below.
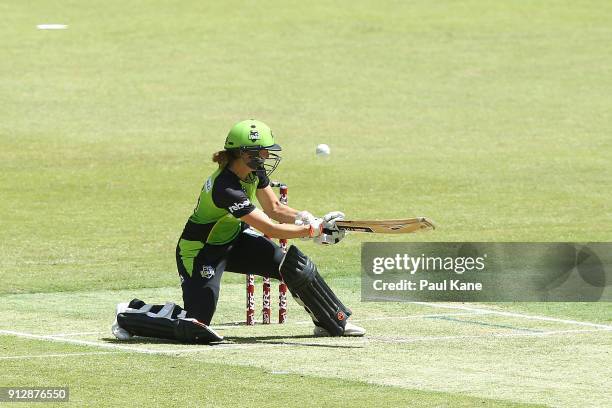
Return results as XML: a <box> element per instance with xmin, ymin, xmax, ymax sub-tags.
<box><xmin>246</xmin><ymin>182</ymin><xmax>289</xmax><ymax>325</ymax></box>
<box><xmin>246</xmin><ymin>274</ymin><xmax>256</xmax><ymax>326</ymax></box>
<box><xmin>278</xmin><ymin>184</ymin><xmax>288</xmax><ymax>324</ymax></box>
<box><xmin>262</xmin><ymin>276</ymin><xmax>271</xmax><ymax>324</ymax></box>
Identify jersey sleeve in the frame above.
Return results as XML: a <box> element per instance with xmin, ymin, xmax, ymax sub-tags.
<box><xmin>212</xmin><ymin>183</ymin><xmax>256</xmax><ymax>218</ymax></box>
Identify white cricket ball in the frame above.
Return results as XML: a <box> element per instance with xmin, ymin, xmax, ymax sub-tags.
<box><xmin>316</xmin><ymin>144</ymin><xmax>331</xmax><ymax>157</ymax></box>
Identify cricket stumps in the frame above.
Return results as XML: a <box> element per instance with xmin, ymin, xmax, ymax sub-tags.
<box><xmin>246</xmin><ymin>182</ymin><xmax>289</xmax><ymax>325</ymax></box>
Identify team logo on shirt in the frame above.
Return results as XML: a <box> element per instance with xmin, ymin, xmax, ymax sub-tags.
<box><xmin>228</xmin><ymin>199</ymin><xmax>251</xmax><ymax>213</ymax></box>
<box><xmin>204</xmin><ymin>177</ymin><xmax>212</xmax><ymax>192</ymax></box>
<box><xmin>200</xmin><ymin>265</ymin><xmax>215</xmax><ymax>279</ymax></box>
<box><xmin>248</xmin><ymin>130</ymin><xmax>260</xmax><ymax>141</ymax></box>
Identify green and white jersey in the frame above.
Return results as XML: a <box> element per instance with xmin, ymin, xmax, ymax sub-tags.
<box><xmin>181</xmin><ymin>167</ymin><xmax>269</xmax><ymax>245</ymax></box>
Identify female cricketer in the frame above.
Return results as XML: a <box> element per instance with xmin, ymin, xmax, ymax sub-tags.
<box><xmin>112</xmin><ymin>119</ymin><xmax>364</xmax><ymax>342</ymax></box>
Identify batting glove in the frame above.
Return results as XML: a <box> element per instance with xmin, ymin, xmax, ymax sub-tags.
<box><xmin>308</xmin><ymin>218</ymin><xmax>324</xmax><ymax>238</ymax></box>
<box><xmin>295</xmin><ymin>210</ymin><xmax>316</xmax><ymax>226</ymax></box>
<box><xmin>312</xmin><ymin>211</ymin><xmax>346</xmax><ymax>245</ymax></box>
<box><xmin>322</xmin><ymin>211</ymin><xmax>345</xmax><ymax>231</ymax></box>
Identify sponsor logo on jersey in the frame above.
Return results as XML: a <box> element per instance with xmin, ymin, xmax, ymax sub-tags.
<box><xmin>228</xmin><ymin>199</ymin><xmax>251</xmax><ymax>213</ymax></box>
<box><xmin>248</xmin><ymin>130</ymin><xmax>260</xmax><ymax>141</ymax></box>
<box><xmin>204</xmin><ymin>177</ymin><xmax>212</xmax><ymax>193</ymax></box>
<box><xmin>200</xmin><ymin>265</ymin><xmax>215</xmax><ymax>279</ymax></box>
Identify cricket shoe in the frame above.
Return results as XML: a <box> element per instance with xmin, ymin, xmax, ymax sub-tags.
<box><xmin>313</xmin><ymin>321</ymin><xmax>366</xmax><ymax>337</ymax></box>
<box><xmin>111</xmin><ymin>302</ymin><xmax>133</xmax><ymax>341</ymax></box>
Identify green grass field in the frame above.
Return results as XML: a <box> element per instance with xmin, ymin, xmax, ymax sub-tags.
<box><xmin>1</xmin><ymin>1</ymin><xmax>611</xmax><ymax>407</ymax></box>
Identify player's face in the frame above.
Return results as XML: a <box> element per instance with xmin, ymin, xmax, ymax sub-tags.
<box><xmin>240</xmin><ymin>149</ymin><xmax>269</xmax><ymax>170</ymax></box>
<box><xmin>241</xmin><ymin>148</ymin><xmax>281</xmax><ymax>177</ymax></box>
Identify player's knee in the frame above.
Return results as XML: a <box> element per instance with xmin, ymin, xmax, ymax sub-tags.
<box><xmin>182</xmin><ymin>285</ymin><xmax>218</xmax><ymax>325</ymax></box>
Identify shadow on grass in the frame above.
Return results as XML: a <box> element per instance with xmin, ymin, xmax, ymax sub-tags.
<box><xmin>223</xmin><ymin>334</ymin><xmax>365</xmax><ymax>349</ymax></box>
<box><xmin>101</xmin><ymin>333</ymin><xmax>364</xmax><ymax>349</ymax></box>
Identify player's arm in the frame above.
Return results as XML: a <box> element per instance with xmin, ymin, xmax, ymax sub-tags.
<box><xmin>241</xmin><ymin>208</ymin><xmax>315</xmax><ymax>239</ymax></box>
<box><xmin>254</xmin><ymin>179</ymin><xmax>346</xmax><ymax>244</ymax></box>
<box><xmin>256</xmin><ymin>185</ymin><xmax>299</xmax><ymax>224</ymax></box>
<box><xmin>215</xmin><ymin>179</ymin><xmax>344</xmax><ymax>243</ymax></box>
<box><xmin>214</xmin><ymin>182</ymin><xmax>317</xmax><ymax>239</ymax></box>
<box><xmin>243</xmin><ymin>205</ymin><xmax>347</xmax><ymax>244</ymax></box>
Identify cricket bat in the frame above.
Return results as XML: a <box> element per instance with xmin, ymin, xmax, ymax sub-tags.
<box><xmin>335</xmin><ymin>217</ymin><xmax>436</xmax><ymax>234</ymax></box>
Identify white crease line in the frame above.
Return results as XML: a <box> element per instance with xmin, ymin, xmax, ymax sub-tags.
<box><xmin>0</xmin><ymin>327</ymin><xmax>361</xmax><ymax>354</ymax></box>
<box><xmin>369</xmin><ymin>328</ymin><xmax>611</xmax><ymax>344</ymax></box>
<box><xmin>0</xmin><ymin>329</ymin><xmax>269</xmax><ymax>355</ymax></box>
<box><xmin>0</xmin><ymin>351</ymin><xmax>120</xmax><ymax>360</ymax></box>
<box><xmin>0</xmin><ymin>329</ymin><xmax>163</xmax><ymax>354</ymax></box>
<box><xmin>3</xmin><ymin>326</ymin><xmax>607</xmax><ymax>357</ymax></box>
<box><xmin>47</xmin><ymin>331</ymin><xmax>106</xmax><ymax>337</ymax></box>
<box><xmin>410</xmin><ymin>302</ymin><xmax>612</xmax><ymax>330</ymax></box>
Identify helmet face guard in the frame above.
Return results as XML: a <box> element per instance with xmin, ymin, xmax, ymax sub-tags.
<box><xmin>241</xmin><ymin>147</ymin><xmax>282</xmax><ymax>177</ymax></box>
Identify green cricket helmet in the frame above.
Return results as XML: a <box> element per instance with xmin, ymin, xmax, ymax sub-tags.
<box><xmin>224</xmin><ymin>119</ymin><xmax>282</xmax><ymax>176</ymax></box>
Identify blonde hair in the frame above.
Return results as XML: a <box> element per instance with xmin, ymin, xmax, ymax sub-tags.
<box><xmin>212</xmin><ymin>150</ymin><xmax>239</xmax><ymax>167</ymax></box>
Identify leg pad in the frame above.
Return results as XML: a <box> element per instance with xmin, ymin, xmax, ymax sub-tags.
<box><xmin>116</xmin><ymin>299</ymin><xmax>223</xmax><ymax>343</ymax></box>
<box><xmin>280</xmin><ymin>246</ymin><xmax>351</xmax><ymax>336</ymax></box>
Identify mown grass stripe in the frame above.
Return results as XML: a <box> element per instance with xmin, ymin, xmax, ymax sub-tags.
<box><xmin>426</xmin><ymin>316</ymin><xmax>544</xmax><ymax>332</ymax></box>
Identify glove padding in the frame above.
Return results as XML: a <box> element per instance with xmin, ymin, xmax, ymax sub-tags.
<box><xmin>322</xmin><ymin>211</ymin><xmax>345</xmax><ymax>229</ymax></box>
<box><xmin>312</xmin><ymin>211</ymin><xmax>346</xmax><ymax>245</ymax></box>
<box><xmin>295</xmin><ymin>210</ymin><xmax>316</xmax><ymax>226</ymax></box>
<box><xmin>295</xmin><ymin>210</ymin><xmax>316</xmax><ymax>241</ymax></box>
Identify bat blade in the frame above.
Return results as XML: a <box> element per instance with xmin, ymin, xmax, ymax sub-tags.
<box><xmin>335</xmin><ymin>217</ymin><xmax>436</xmax><ymax>234</ymax></box>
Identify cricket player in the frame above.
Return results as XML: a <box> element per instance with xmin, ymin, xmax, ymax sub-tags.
<box><xmin>112</xmin><ymin>119</ymin><xmax>365</xmax><ymax>342</ymax></box>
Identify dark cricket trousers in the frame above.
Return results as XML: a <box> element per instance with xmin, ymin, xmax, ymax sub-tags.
<box><xmin>176</xmin><ymin>229</ymin><xmax>284</xmax><ymax>325</ymax></box>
